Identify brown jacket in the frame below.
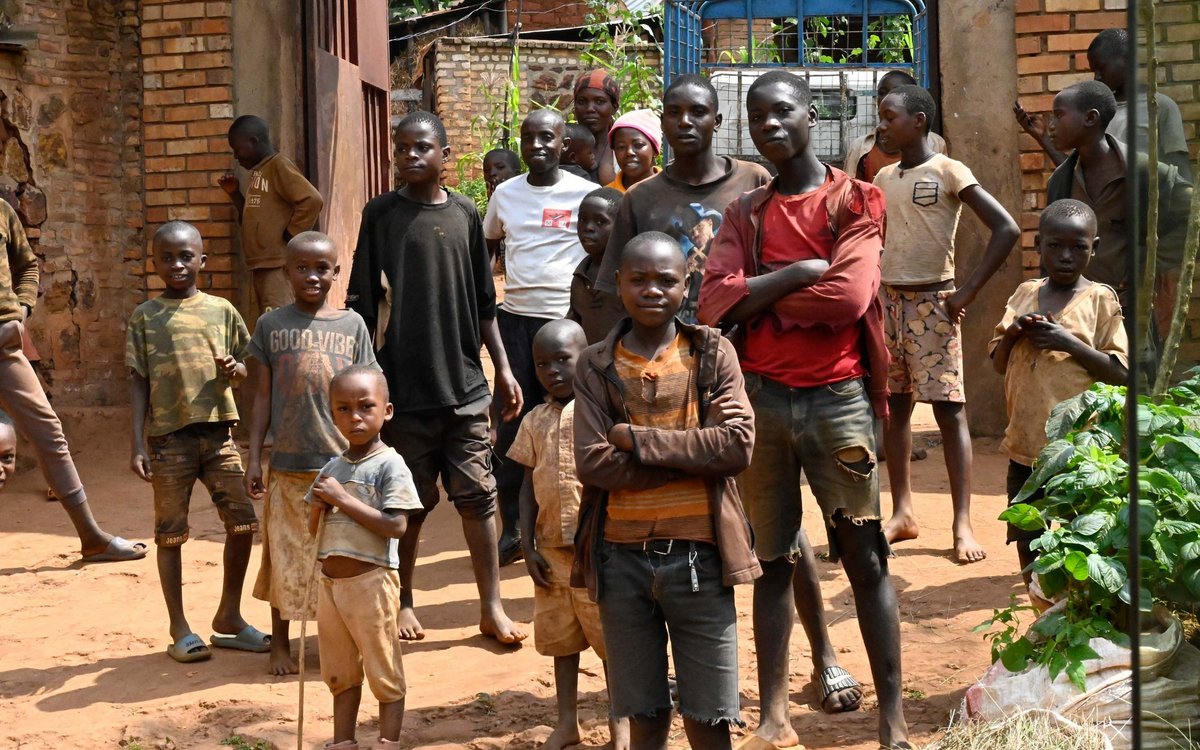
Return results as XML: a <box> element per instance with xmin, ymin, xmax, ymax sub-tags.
<box><xmin>571</xmin><ymin>318</ymin><xmax>762</xmax><ymax>601</ymax></box>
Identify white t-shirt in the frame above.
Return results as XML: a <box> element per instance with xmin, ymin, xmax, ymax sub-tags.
<box><xmin>483</xmin><ymin>171</ymin><xmax>595</xmax><ymax>318</ymax></box>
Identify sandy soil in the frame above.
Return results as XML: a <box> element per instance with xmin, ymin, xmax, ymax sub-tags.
<box><xmin>0</xmin><ymin>405</ymin><xmax>1025</xmax><ymax>750</ymax></box>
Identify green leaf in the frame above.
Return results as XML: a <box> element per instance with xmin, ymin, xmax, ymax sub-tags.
<box><xmin>1045</xmin><ymin>393</ymin><xmax>1089</xmax><ymax>442</ymax></box>
<box><xmin>1180</xmin><ymin>540</ymin><xmax>1200</xmax><ymax>562</ymax></box>
<box><xmin>1064</xmin><ymin>550</ymin><xmax>1090</xmax><ymax>581</ymax></box>
<box><xmin>1065</xmin><ymin>659</ymin><xmax>1088</xmax><ymax>692</ymax></box>
<box><xmin>1016</xmin><ymin>439</ymin><xmax>1076</xmax><ymax>503</ymax></box>
<box><xmin>999</xmin><ymin>637</ymin><xmax>1033</xmax><ymax>672</ymax></box>
<box><xmin>1033</xmin><ymin>549</ymin><xmax>1067</xmax><ymax>574</ymax></box>
<box><xmin>1087</xmin><ymin>554</ymin><xmax>1126</xmax><ymax>592</ymax></box>
<box><xmin>1070</xmin><ymin>512</ymin><xmax>1109</xmax><ymax>536</ymax></box>
<box><xmin>999</xmin><ymin>503</ymin><xmax>1045</xmax><ymax>531</ymax></box>
<box><xmin>1182</xmin><ymin>562</ymin><xmax>1200</xmax><ymax>599</ymax></box>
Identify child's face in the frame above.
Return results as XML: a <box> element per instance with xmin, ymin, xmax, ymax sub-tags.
<box><xmin>1038</xmin><ymin>215</ymin><xmax>1097</xmax><ymax>287</ymax></box>
<box><xmin>876</xmin><ymin>93</ymin><xmax>924</xmax><ymax>152</ymax></box>
<box><xmin>483</xmin><ymin>154</ymin><xmax>518</xmax><ymax>193</ymax></box>
<box><xmin>153</xmin><ymin>233</ymin><xmax>205</xmax><ymax>296</ymax></box>
<box><xmin>331</xmin><ymin>373</ymin><xmax>393</xmax><ymax>449</ymax></box>
<box><xmin>285</xmin><ymin>241</ymin><xmax>339</xmax><ymax>309</ymax></box>
<box><xmin>748</xmin><ymin>81</ymin><xmax>817</xmax><ymax>165</ymax></box>
<box><xmin>577</xmin><ymin>196</ymin><xmax>615</xmax><ymax>258</ymax></box>
<box><xmin>617</xmin><ymin>240</ymin><xmax>688</xmax><ymax>328</ymax></box>
<box><xmin>612</xmin><ymin>127</ymin><xmax>656</xmax><ymax>183</ymax></box>
<box><xmin>663</xmin><ymin>84</ymin><xmax>721</xmax><ymax>157</ymax></box>
<box><xmin>1048</xmin><ymin>92</ymin><xmax>1090</xmax><ymax>152</ymax></box>
<box><xmin>564</xmin><ymin>140</ymin><xmax>598</xmax><ymax>171</ymax></box>
<box><xmin>1087</xmin><ymin>49</ymin><xmax>1125</xmax><ymax>96</ymax></box>
<box><xmin>574</xmin><ymin>88</ymin><xmax>615</xmax><ymax>134</ymax></box>
<box><xmin>532</xmin><ymin>333</ymin><xmax>584</xmax><ymax>401</ymax></box>
<box><xmin>395</xmin><ymin>121</ymin><xmax>449</xmax><ymax>188</ymax></box>
<box><xmin>0</xmin><ymin>424</ymin><xmax>15</xmax><ymax>493</ymax></box>
<box><xmin>228</xmin><ymin>132</ymin><xmax>264</xmax><ymax>171</ymax></box>
<box><xmin>520</xmin><ymin>113</ymin><xmax>564</xmax><ymax>175</ymax></box>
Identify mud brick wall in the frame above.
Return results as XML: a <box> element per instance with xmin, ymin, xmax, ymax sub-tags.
<box><xmin>509</xmin><ymin>0</ymin><xmax>592</xmax><ymax>33</ymax></box>
<box><xmin>0</xmin><ymin>0</ymin><xmax>143</xmax><ymax>407</ymax></box>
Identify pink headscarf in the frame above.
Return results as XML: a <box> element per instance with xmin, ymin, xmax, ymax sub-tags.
<box><xmin>608</xmin><ymin>109</ymin><xmax>662</xmax><ymax>154</ymax></box>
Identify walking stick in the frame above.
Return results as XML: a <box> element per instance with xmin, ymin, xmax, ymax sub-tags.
<box><xmin>298</xmin><ymin>508</ymin><xmax>326</xmax><ymax>750</ymax></box>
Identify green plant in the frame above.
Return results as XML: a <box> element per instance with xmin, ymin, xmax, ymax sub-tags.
<box><xmin>389</xmin><ymin>0</ymin><xmax>453</xmax><ymax>22</ymax></box>
<box><xmin>582</xmin><ymin>1</ymin><xmax>663</xmax><ymax>113</ymax></box>
<box><xmin>220</xmin><ymin>735</ymin><xmax>270</xmax><ymax>750</ymax></box>
<box><xmin>977</xmin><ymin>375</ymin><xmax>1200</xmax><ymax>690</ymax></box>
<box><xmin>455</xmin><ymin>177</ymin><xmax>489</xmax><ymax>217</ymax></box>
<box><xmin>802</xmin><ymin>14</ymin><xmax>912</xmax><ymax>65</ymax></box>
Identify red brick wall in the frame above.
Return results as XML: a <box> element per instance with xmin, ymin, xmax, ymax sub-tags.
<box><xmin>510</xmin><ymin>0</ymin><xmax>593</xmax><ymax>33</ymax></box>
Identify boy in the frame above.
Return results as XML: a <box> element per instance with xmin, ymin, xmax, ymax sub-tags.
<box><xmin>245</xmin><ymin>231</ymin><xmax>376</xmax><ymax>675</ymax></box>
<box><xmin>874</xmin><ymin>84</ymin><xmax>1020</xmax><ymax>564</ymax></box>
<box><xmin>310</xmin><ymin>365</ymin><xmax>423</xmax><ymax>750</ymax></box>
<box><xmin>483</xmin><ymin>148</ymin><xmax>521</xmax><ymax>198</ymax></box>
<box><xmin>567</xmin><ymin>186</ymin><xmax>622</xmax><ymax>344</ymax></box>
<box><xmin>0</xmin><ymin>198</ymin><xmax>145</xmax><ymax>562</ymax></box>
<box><xmin>509</xmin><ymin>318</ymin><xmax>628</xmax><ymax>750</ymax></box>
<box><xmin>842</xmin><ymin>70</ymin><xmax>947</xmax><ymax>183</ymax></box>
<box><xmin>594</xmin><ymin>74</ymin><xmax>771</xmax><ymax>328</ymax></box>
<box><xmin>990</xmin><ymin>199</ymin><xmax>1128</xmax><ymax>581</ymax></box>
<box><xmin>698</xmin><ymin>70</ymin><xmax>908</xmax><ymax>750</ymax></box>
<box><xmin>483</xmin><ymin>109</ymin><xmax>596</xmax><ymax>563</ymax></box>
<box><xmin>0</xmin><ymin>414</ymin><xmax>15</xmax><ymax>493</ymax></box>
<box><xmin>347</xmin><ymin>111</ymin><xmax>526</xmax><ymax>645</ymax></box>
<box><xmin>574</xmin><ymin>69</ymin><xmax>620</xmax><ymax>185</ymax></box>
<box><xmin>562</xmin><ymin>123</ymin><xmax>600</xmax><ymax>182</ymax></box>
<box><xmin>127</xmin><ymin>221</ymin><xmax>265</xmax><ymax>663</ymax></box>
<box><xmin>574</xmin><ymin>232</ymin><xmax>759</xmax><ymax>750</ymax></box>
<box><xmin>219</xmin><ymin>115</ymin><xmax>324</xmax><ymax>319</ymax></box>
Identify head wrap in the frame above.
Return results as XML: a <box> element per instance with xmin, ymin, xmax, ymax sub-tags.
<box><xmin>607</xmin><ymin>109</ymin><xmax>662</xmax><ymax>154</ymax></box>
<box><xmin>574</xmin><ymin>69</ymin><xmax>620</xmax><ymax>108</ymax></box>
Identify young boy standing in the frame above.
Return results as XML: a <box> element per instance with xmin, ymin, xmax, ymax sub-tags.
<box><xmin>127</xmin><ymin>221</ymin><xmax>265</xmax><ymax>663</ymax></box>
<box><xmin>509</xmin><ymin>318</ymin><xmax>628</xmax><ymax>750</ymax></box>
<box><xmin>347</xmin><ymin>111</ymin><xmax>526</xmax><ymax>645</ymax></box>
<box><xmin>245</xmin><ymin>231</ymin><xmax>376</xmax><ymax>675</ymax></box>
<box><xmin>873</xmin><ymin>84</ymin><xmax>1020</xmax><ymax>564</ymax></box>
<box><xmin>220</xmin><ymin>115</ymin><xmax>324</xmax><ymax>318</ymax></box>
<box><xmin>574</xmin><ymin>232</ymin><xmax>759</xmax><ymax>750</ymax></box>
<box><xmin>990</xmin><ymin>200</ymin><xmax>1128</xmax><ymax>581</ymax></box>
<box><xmin>483</xmin><ymin>109</ymin><xmax>596</xmax><ymax>563</ymax></box>
<box><xmin>310</xmin><ymin>366</ymin><xmax>423</xmax><ymax>750</ymax></box>
<box><xmin>568</xmin><ymin>186</ymin><xmax>622</xmax><ymax>344</ymax></box>
<box><xmin>698</xmin><ymin>71</ymin><xmax>908</xmax><ymax>750</ymax></box>
<box><xmin>842</xmin><ymin>70</ymin><xmax>947</xmax><ymax>183</ymax></box>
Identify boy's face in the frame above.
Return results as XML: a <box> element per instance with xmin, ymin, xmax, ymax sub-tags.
<box><xmin>616</xmin><ymin>240</ymin><xmax>688</xmax><ymax>328</ymax></box>
<box><xmin>520</xmin><ymin>113</ymin><xmax>565</xmax><ymax>175</ymax></box>
<box><xmin>1048</xmin><ymin>92</ymin><xmax>1091</xmax><ymax>152</ymax></box>
<box><xmin>662</xmin><ymin>84</ymin><xmax>721</xmax><ymax>158</ymax></box>
<box><xmin>153</xmin><ymin>232</ymin><xmax>205</xmax><ymax>296</ymax></box>
<box><xmin>331</xmin><ymin>373</ymin><xmax>393</xmax><ymax>449</ymax></box>
<box><xmin>483</xmin><ymin>154</ymin><xmax>518</xmax><ymax>193</ymax></box>
<box><xmin>228</xmin><ymin>132</ymin><xmax>263</xmax><ymax>171</ymax></box>
<box><xmin>565</xmin><ymin>140</ymin><xmax>598</xmax><ymax>171</ymax></box>
<box><xmin>1087</xmin><ymin>49</ymin><xmax>1125</xmax><ymax>96</ymax></box>
<box><xmin>748</xmin><ymin>81</ymin><xmax>817</xmax><ymax>165</ymax></box>
<box><xmin>876</xmin><ymin>93</ymin><xmax>924</xmax><ymax>152</ymax></box>
<box><xmin>612</xmin><ymin>127</ymin><xmax>656</xmax><ymax>182</ymax></box>
<box><xmin>532</xmin><ymin>333</ymin><xmax>584</xmax><ymax>401</ymax></box>
<box><xmin>0</xmin><ymin>424</ymin><xmax>15</xmax><ymax>493</ymax></box>
<box><xmin>396</xmin><ymin>121</ymin><xmax>449</xmax><ymax>188</ymax></box>
<box><xmin>577</xmin><ymin>196</ymin><xmax>615</xmax><ymax>258</ymax></box>
<box><xmin>1038</xmin><ymin>214</ymin><xmax>1097</xmax><ymax>287</ymax></box>
<box><xmin>574</xmin><ymin>88</ymin><xmax>615</xmax><ymax>134</ymax></box>
<box><xmin>285</xmin><ymin>241</ymin><xmax>339</xmax><ymax>308</ymax></box>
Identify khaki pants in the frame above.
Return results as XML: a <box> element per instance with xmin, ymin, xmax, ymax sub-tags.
<box><xmin>253</xmin><ymin>469</ymin><xmax>321</xmax><ymax>620</ymax></box>
<box><xmin>0</xmin><ymin>319</ymin><xmax>85</xmax><ymax>506</ymax></box>
<box><xmin>252</xmin><ymin>267</ymin><xmax>294</xmax><ymax>319</ymax></box>
<box><xmin>318</xmin><ymin>566</ymin><xmax>407</xmax><ymax>702</ymax></box>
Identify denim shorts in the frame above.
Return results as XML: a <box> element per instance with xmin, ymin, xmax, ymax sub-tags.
<box><xmin>738</xmin><ymin>373</ymin><xmax>881</xmax><ymax>562</ymax></box>
<box><xmin>598</xmin><ymin>539</ymin><xmax>742</xmax><ymax>726</ymax></box>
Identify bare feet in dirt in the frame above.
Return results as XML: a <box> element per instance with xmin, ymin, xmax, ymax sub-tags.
<box><xmin>480</xmin><ymin>609</ymin><xmax>527</xmax><ymax>645</ymax></box>
<box><xmin>268</xmin><ymin>641</ymin><xmax>298</xmax><ymax>676</ymax></box>
<box><xmin>398</xmin><ymin>606</ymin><xmax>426</xmax><ymax>641</ymax></box>
<box><xmin>608</xmin><ymin>714</ymin><xmax>630</xmax><ymax>750</ymax></box>
<box><xmin>954</xmin><ymin>530</ymin><xmax>988</xmax><ymax>565</ymax></box>
<box><xmin>884</xmin><ymin>513</ymin><xmax>919</xmax><ymax>545</ymax></box>
<box><xmin>540</xmin><ymin>722</ymin><xmax>582</xmax><ymax>750</ymax></box>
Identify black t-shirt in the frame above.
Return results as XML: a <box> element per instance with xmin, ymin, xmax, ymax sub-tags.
<box><xmin>346</xmin><ymin>190</ymin><xmax>496</xmax><ymax>412</ymax></box>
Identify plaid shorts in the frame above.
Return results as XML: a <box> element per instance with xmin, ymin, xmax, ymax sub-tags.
<box><xmin>882</xmin><ymin>286</ymin><xmax>965</xmax><ymax>403</ymax></box>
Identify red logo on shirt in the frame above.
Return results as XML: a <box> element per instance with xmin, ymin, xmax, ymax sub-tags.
<box><xmin>542</xmin><ymin>208</ymin><xmax>572</xmax><ymax>229</ymax></box>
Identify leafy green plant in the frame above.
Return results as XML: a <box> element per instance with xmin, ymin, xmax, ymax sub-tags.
<box><xmin>802</xmin><ymin>14</ymin><xmax>912</xmax><ymax>65</ymax></box>
<box><xmin>977</xmin><ymin>374</ymin><xmax>1200</xmax><ymax>690</ymax></box>
<box><xmin>455</xmin><ymin>177</ymin><xmax>489</xmax><ymax>217</ymax></box>
<box><xmin>389</xmin><ymin>0</ymin><xmax>453</xmax><ymax>22</ymax></box>
<box><xmin>219</xmin><ymin>735</ymin><xmax>270</xmax><ymax>750</ymax></box>
<box><xmin>582</xmin><ymin>1</ymin><xmax>663</xmax><ymax>113</ymax></box>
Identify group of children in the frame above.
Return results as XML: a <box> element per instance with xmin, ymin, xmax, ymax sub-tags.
<box><xmin>0</xmin><ymin>36</ymin><xmax>1169</xmax><ymax>750</ymax></box>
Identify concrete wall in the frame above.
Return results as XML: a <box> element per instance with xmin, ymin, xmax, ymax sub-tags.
<box><xmin>231</xmin><ymin>0</ymin><xmax>305</xmax><ymax>172</ymax></box>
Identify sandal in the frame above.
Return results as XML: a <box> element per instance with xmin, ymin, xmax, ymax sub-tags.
<box><xmin>816</xmin><ymin>665</ymin><xmax>862</xmax><ymax>713</ymax></box>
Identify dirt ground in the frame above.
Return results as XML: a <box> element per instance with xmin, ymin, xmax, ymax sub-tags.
<box><xmin>0</xmin><ymin>405</ymin><xmax>1026</xmax><ymax>750</ymax></box>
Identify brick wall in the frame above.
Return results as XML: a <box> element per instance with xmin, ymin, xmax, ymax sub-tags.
<box><xmin>510</xmin><ymin>0</ymin><xmax>592</xmax><ymax>33</ymax></box>
<box><xmin>139</xmin><ymin>0</ymin><xmax>238</xmax><ymax>306</ymax></box>
<box><xmin>0</xmin><ymin>0</ymin><xmax>143</xmax><ymax>407</ymax></box>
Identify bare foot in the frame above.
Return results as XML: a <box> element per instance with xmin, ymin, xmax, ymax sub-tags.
<box><xmin>541</xmin><ymin>723</ymin><xmax>582</xmax><ymax>750</ymax></box>
<box><xmin>480</xmin><ymin>609</ymin><xmax>527</xmax><ymax>645</ymax></box>
<box><xmin>267</xmin><ymin>640</ymin><xmax>298</xmax><ymax>676</ymax></box>
<box><xmin>750</xmin><ymin>723</ymin><xmax>801</xmax><ymax>749</ymax></box>
<box><xmin>398</xmin><ymin>606</ymin><xmax>426</xmax><ymax>641</ymax></box>
<box><xmin>883</xmin><ymin>514</ymin><xmax>919</xmax><ymax>545</ymax></box>
<box><xmin>608</xmin><ymin>715</ymin><xmax>630</xmax><ymax>750</ymax></box>
<box><xmin>954</xmin><ymin>532</ymin><xmax>988</xmax><ymax>564</ymax></box>
<box><xmin>879</xmin><ymin>709</ymin><xmax>910</xmax><ymax>750</ymax></box>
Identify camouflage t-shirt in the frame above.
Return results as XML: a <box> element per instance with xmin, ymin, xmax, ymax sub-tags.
<box><xmin>126</xmin><ymin>292</ymin><xmax>250</xmax><ymax>437</ymax></box>
<box><xmin>248</xmin><ymin>305</ymin><xmax>377</xmax><ymax>471</ymax></box>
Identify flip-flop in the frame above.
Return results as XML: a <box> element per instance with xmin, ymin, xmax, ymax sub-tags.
<box><xmin>816</xmin><ymin>665</ymin><xmax>863</xmax><ymax>713</ymax></box>
<box><xmin>210</xmin><ymin>625</ymin><xmax>271</xmax><ymax>653</ymax></box>
<box><xmin>167</xmin><ymin>633</ymin><xmax>212</xmax><ymax>663</ymax></box>
<box><xmin>733</xmin><ymin>735</ymin><xmax>805</xmax><ymax>750</ymax></box>
<box><xmin>80</xmin><ymin>537</ymin><xmax>148</xmax><ymax>564</ymax></box>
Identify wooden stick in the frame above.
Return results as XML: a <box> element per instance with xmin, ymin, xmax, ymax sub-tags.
<box><xmin>299</xmin><ymin>509</ymin><xmax>326</xmax><ymax>750</ymax></box>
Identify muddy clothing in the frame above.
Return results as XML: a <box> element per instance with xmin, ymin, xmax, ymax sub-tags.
<box><xmin>509</xmin><ymin>399</ymin><xmax>583</xmax><ymax>549</ymax></box>
<box><xmin>254</xmin><ymin>468</ymin><xmax>322</xmax><ymax>620</ymax></box>
<box><xmin>126</xmin><ymin>292</ymin><xmax>249</xmax><ymax>438</ymax></box>
<box><xmin>241</xmin><ymin>153</ymin><xmax>323</xmax><ymax>271</ymax></box>
<box><xmin>0</xmin><ymin>200</ymin><xmax>35</xmax><ymax>323</ymax></box>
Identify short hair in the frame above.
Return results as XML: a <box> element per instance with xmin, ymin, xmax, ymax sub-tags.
<box><xmin>396</xmin><ymin>110</ymin><xmax>448</xmax><ymax>146</ymax></box>
<box><xmin>665</xmin><ymin>73</ymin><xmax>719</xmax><ymax>109</ymax></box>
<box><xmin>484</xmin><ymin>148</ymin><xmax>520</xmax><ymax>171</ymax></box>
<box><xmin>879</xmin><ymin>70</ymin><xmax>917</xmax><ymax>89</ymax></box>
<box><xmin>330</xmin><ymin>364</ymin><xmax>389</xmax><ymax>402</ymax></box>
<box><xmin>286</xmin><ymin>230</ymin><xmax>336</xmax><ymax>257</ymax></box>
<box><xmin>620</xmin><ymin>231</ymin><xmax>684</xmax><ymax>270</ymax></box>
<box><xmin>748</xmin><ymin>70</ymin><xmax>812</xmax><ymax>106</ymax></box>
<box><xmin>228</xmin><ymin>115</ymin><xmax>270</xmax><ymax>141</ymax></box>
<box><xmin>532</xmin><ymin>318</ymin><xmax>587</xmax><ymax>351</ymax></box>
<box><xmin>153</xmin><ymin>220</ymin><xmax>201</xmax><ymax>246</ymax></box>
<box><xmin>1088</xmin><ymin>28</ymin><xmax>1128</xmax><ymax>61</ymax></box>
<box><xmin>0</xmin><ymin>409</ymin><xmax>12</xmax><ymax>428</ymax></box>
<box><xmin>582</xmin><ymin>186</ymin><xmax>622</xmax><ymax>214</ymax></box>
<box><xmin>1040</xmin><ymin>198</ymin><xmax>1098</xmax><ymax>235</ymax></box>
<box><xmin>1062</xmin><ymin>80</ymin><xmax>1118</xmax><ymax>127</ymax></box>
<box><xmin>523</xmin><ymin>108</ymin><xmax>566</xmax><ymax>132</ymax></box>
<box><xmin>886</xmin><ymin>84</ymin><xmax>937</xmax><ymax>132</ymax></box>
<box><xmin>565</xmin><ymin>123</ymin><xmax>596</xmax><ymax>147</ymax></box>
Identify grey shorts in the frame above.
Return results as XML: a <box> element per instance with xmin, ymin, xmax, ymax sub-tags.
<box><xmin>738</xmin><ymin>373</ymin><xmax>882</xmax><ymax>562</ymax></box>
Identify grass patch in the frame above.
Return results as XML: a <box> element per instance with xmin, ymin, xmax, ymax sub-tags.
<box><xmin>925</xmin><ymin>711</ymin><xmax>1110</xmax><ymax>750</ymax></box>
<box><xmin>220</xmin><ymin>736</ymin><xmax>271</xmax><ymax>750</ymax></box>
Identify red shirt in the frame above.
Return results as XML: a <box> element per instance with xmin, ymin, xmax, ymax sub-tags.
<box><xmin>859</xmin><ymin>142</ymin><xmax>900</xmax><ymax>184</ymax></box>
<box><xmin>740</xmin><ymin>182</ymin><xmax>866</xmax><ymax>388</ymax></box>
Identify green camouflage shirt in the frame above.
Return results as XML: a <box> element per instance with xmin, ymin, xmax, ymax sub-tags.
<box><xmin>126</xmin><ymin>292</ymin><xmax>250</xmax><ymax>437</ymax></box>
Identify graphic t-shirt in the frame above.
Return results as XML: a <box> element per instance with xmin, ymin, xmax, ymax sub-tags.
<box><xmin>482</xmin><ymin>171</ymin><xmax>596</xmax><ymax>318</ymax></box>
<box><xmin>242</xmin><ymin>153</ymin><xmax>324</xmax><ymax>270</ymax></box>
<box><xmin>248</xmin><ymin>306</ymin><xmax>377</xmax><ymax>471</ymax></box>
<box><xmin>873</xmin><ymin>153</ymin><xmax>979</xmax><ymax>286</ymax></box>
<box><xmin>125</xmin><ymin>292</ymin><xmax>250</xmax><ymax>437</ymax></box>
